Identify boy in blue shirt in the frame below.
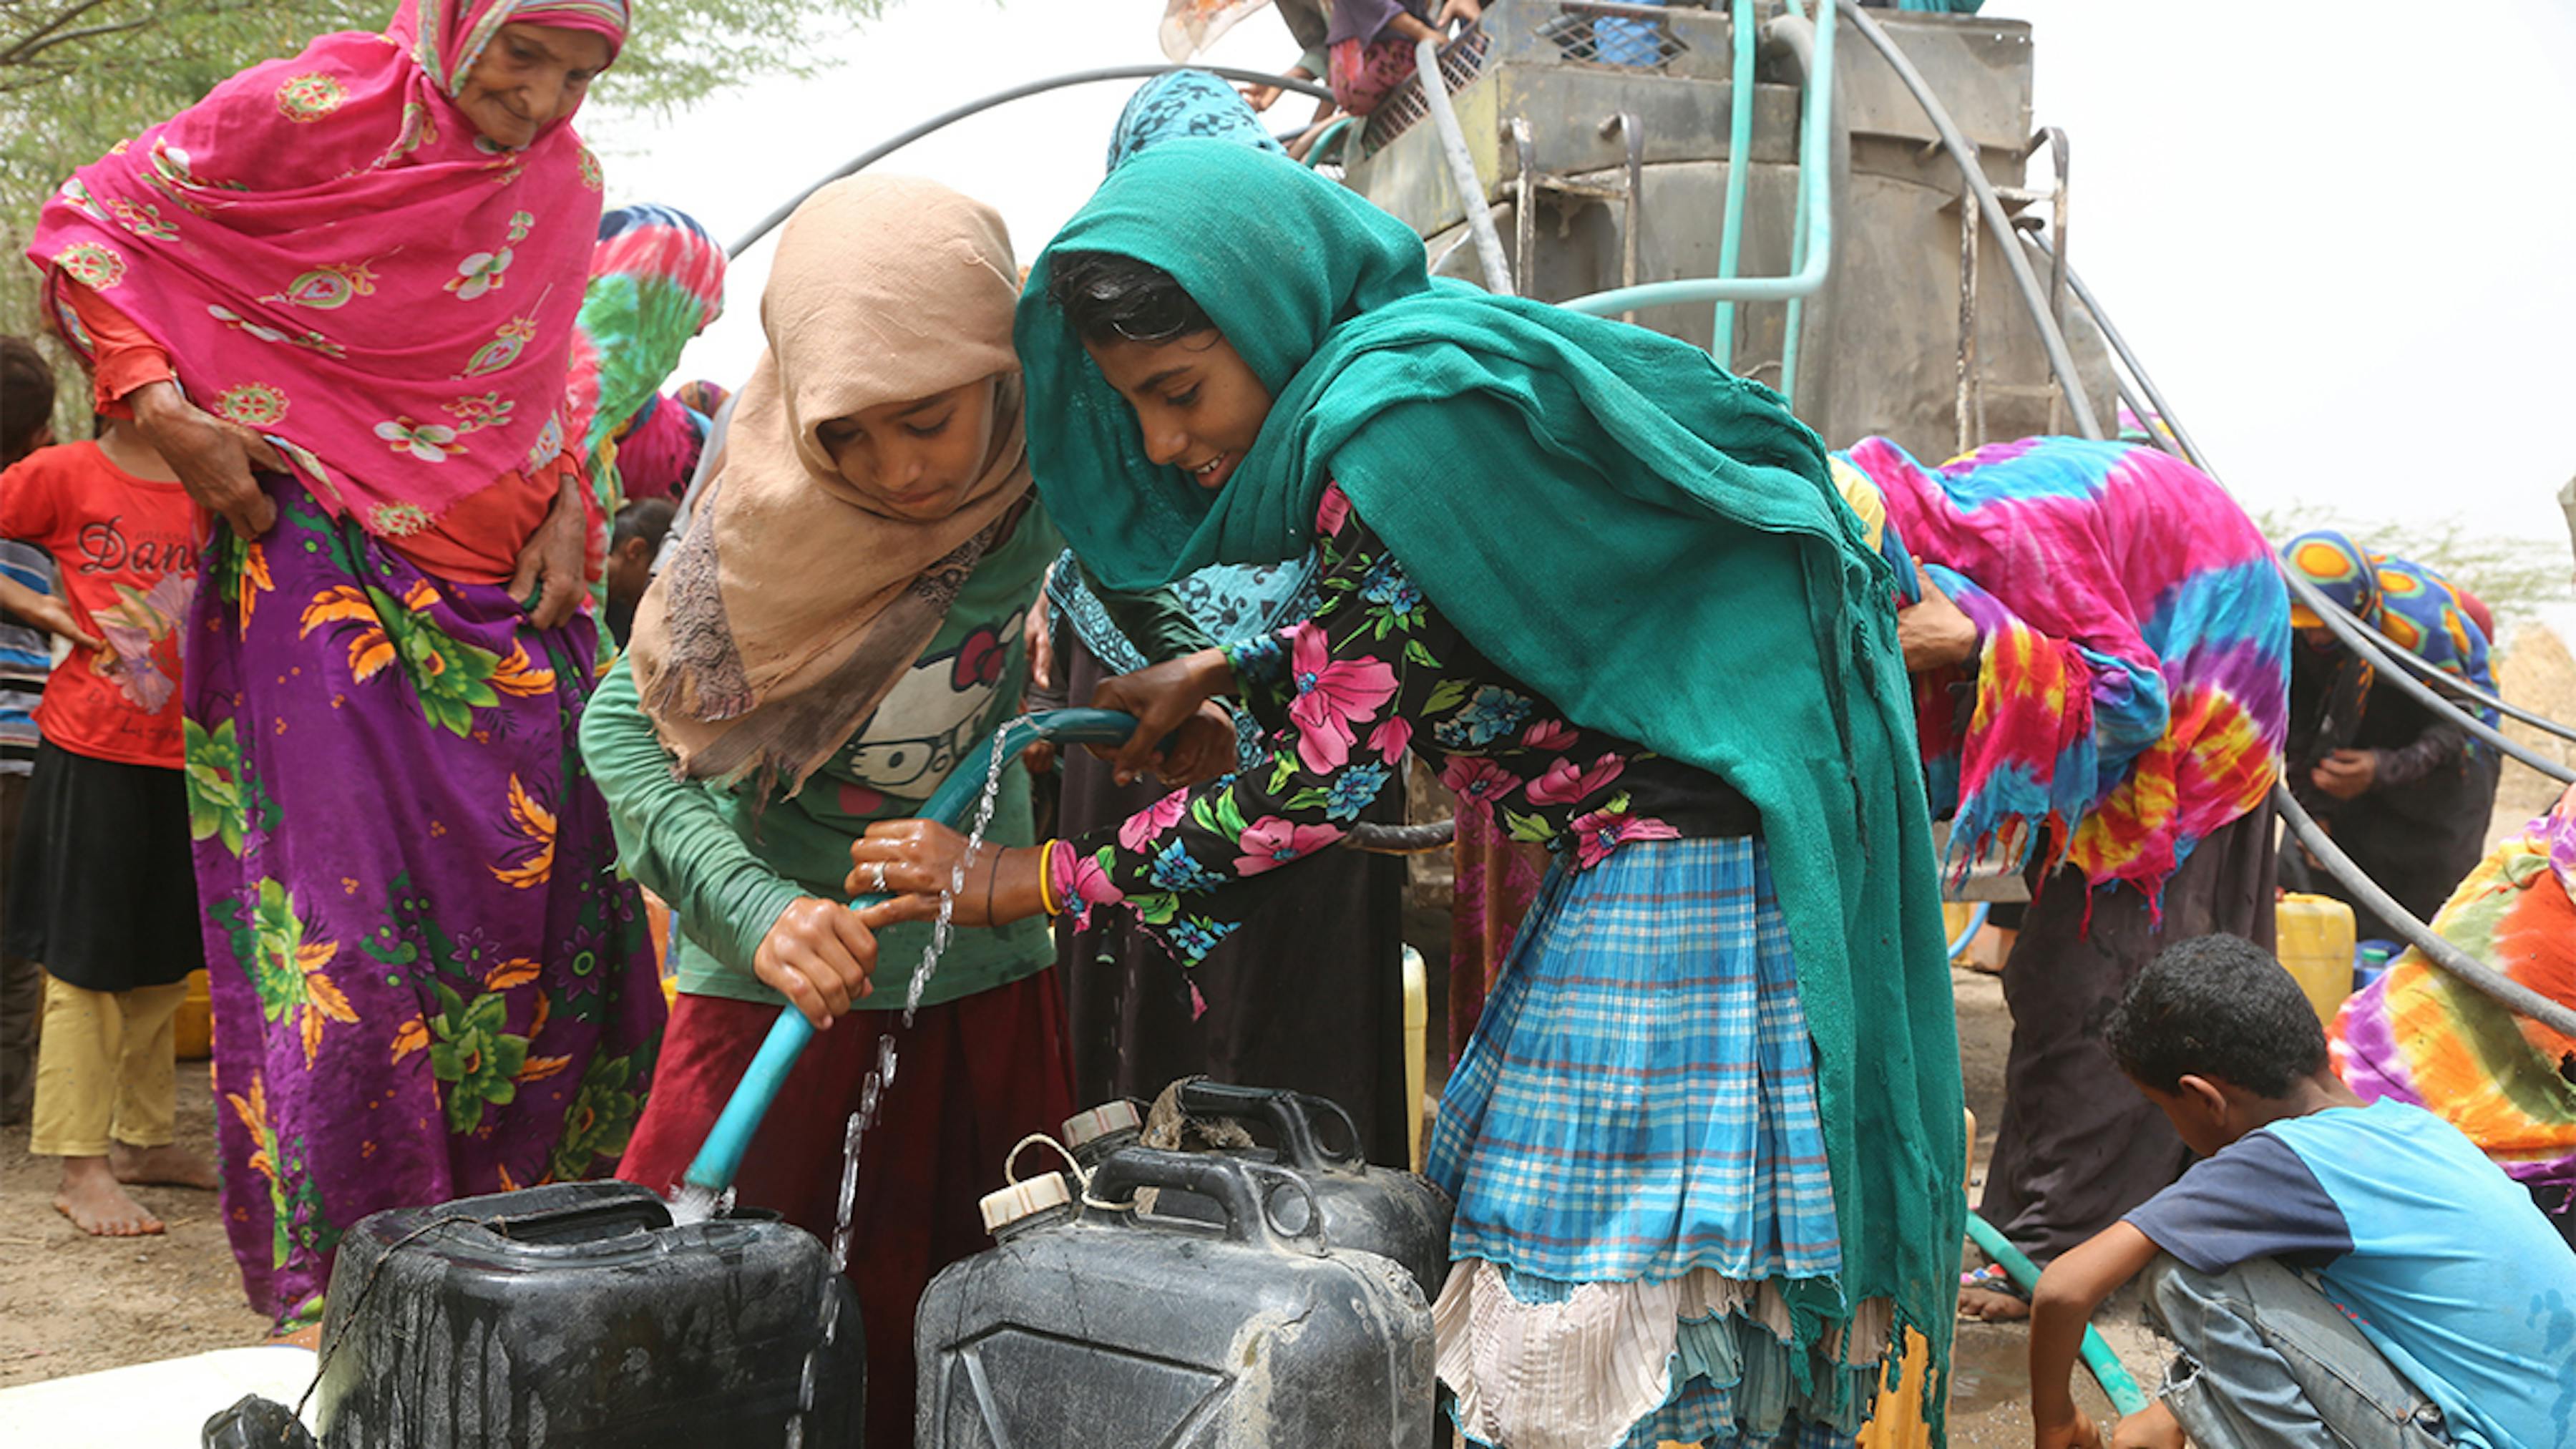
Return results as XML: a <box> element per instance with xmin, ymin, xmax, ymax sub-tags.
<box><xmin>2031</xmin><ymin>933</ymin><xmax>2576</xmax><ymax>1449</ymax></box>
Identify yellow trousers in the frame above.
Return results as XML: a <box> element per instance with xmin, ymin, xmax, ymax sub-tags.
<box><xmin>29</xmin><ymin>973</ymin><xmax>185</xmax><ymax>1158</ymax></box>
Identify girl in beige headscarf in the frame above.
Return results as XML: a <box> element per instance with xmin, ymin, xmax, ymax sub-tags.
<box><xmin>580</xmin><ymin>173</ymin><xmax>1209</xmax><ymax>1444</ymax></box>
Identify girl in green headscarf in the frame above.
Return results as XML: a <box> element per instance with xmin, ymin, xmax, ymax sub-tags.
<box><xmin>858</xmin><ymin>141</ymin><xmax>1963</xmax><ymax>1448</ymax></box>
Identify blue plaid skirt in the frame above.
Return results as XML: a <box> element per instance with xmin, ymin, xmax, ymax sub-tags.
<box><xmin>1430</xmin><ymin>836</ymin><xmax>1840</xmax><ymax>1284</ymax></box>
<box><xmin>1430</xmin><ymin>836</ymin><xmax>1875</xmax><ymax>1448</ymax></box>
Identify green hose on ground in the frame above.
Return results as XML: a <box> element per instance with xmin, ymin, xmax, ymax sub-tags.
<box><xmin>1963</xmin><ymin>1209</ymin><xmax>2152</xmax><ymax>1417</ymax></box>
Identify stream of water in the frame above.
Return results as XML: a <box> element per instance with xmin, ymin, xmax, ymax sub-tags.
<box><xmin>791</xmin><ymin>722</ymin><xmax>1025</xmax><ymax>1445</ymax></box>
<box><xmin>652</xmin><ymin>722</ymin><xmax>1027</xmax><ymax>1442</ymax></box>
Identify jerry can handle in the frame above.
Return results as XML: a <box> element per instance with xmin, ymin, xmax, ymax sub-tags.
<box><xmin>1088</xmin><ymin>1147</ymin><xmax>1327</xmax><ymax>1254</ymax></box>
<box><xmin>1176</xmin><ymin>1080</ymin><xmax>1364</xmax><ymax>1172</ymax></box>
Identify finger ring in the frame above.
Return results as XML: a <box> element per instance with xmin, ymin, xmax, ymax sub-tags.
<box><xmin>868</xmin><ymin>862</ymin><xmax>889</xmax><ymax>893</ymax></box>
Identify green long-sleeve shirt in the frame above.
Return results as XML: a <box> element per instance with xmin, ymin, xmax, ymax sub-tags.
<box><xmin>579</xmin><ymin>504</ymin><xmax>1207</xmax><ymax>1010</ymax></box>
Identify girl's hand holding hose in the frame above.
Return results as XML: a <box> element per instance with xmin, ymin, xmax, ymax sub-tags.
<box><xmin>849</xmin><ymin>821</ymin><xmax>1048</xmax><ymax>930</ymax></box>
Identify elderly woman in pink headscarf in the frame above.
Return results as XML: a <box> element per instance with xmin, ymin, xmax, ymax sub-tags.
<box><xmin>26</xmin><ymin>0</ymin><xmax>665</xmax><ymax>1328</ymax></box>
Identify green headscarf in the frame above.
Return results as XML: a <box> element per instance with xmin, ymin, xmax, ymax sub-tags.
<box><xmin>1019</xmin><ymin>141</ymin><xmax>1962</xmax><ymax>1424</ymax></box>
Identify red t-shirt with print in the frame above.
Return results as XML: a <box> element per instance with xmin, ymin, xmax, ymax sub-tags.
<box><xmin>0</xmin><ymin>441</ymin><xmax>197</xmax><ymax>766</ymax></box>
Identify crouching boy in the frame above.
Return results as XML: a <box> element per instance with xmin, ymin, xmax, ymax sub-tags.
<box><xmin>2029</xmin><ymin>932</ymin><xmax>2576</xmax><ymax>1449</ymax></box>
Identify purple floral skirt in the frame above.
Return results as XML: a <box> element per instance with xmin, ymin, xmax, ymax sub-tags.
<box><xmin>187</xmin><ymin>474</ymin><xmax>664</xmax><ymax>1327</ymax></box>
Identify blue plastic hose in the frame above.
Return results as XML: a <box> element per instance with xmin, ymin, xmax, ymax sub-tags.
<box><xmin>1946</xmin><ymin>900</ymin><xmax>1991</xmax><ymax>962</ymax></box>
<box><xmin>681</xmin><ymin>708</ymin><xmax>1141</xmax><ymax>1193</ymax></box>
<box><xmin>1963</xmin><ymin>1209</ymin><xmax>2150</xmax><ymax>1416</ymax></box>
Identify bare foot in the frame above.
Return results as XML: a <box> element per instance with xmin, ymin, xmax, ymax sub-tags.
<box><xmin>110</xmin><ymin>1139</ymin><xmax>221</xmax><ymax>1190</ymax></box>
<box><xmin>2110</xmin><ymin>1397</ymin><xmax>2185</xmax><ymax>1449</ymax></box>
<box><xmin>1957</xmin><ymin>1283</ymin><xmax>2033</xmax><ymax>1322</ymax></box>
<box><xmin>56</xmin><ymin>1156</ymin><xmax>165</xmax><ymax>1236</ymax></box>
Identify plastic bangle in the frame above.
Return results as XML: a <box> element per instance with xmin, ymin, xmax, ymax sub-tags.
<box><xmin>1035</xmin><ymin>839</ymin><xmax>1063</xmax><ymax>917</ymax></box>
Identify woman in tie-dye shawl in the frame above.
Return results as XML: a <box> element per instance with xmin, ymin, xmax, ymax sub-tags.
<box><xmin>566</xmin><ymin>203</ymin><xmax>727</xmax><ymax>505</ymax></box>
<box><xmin>566</xmin><ymin>205</ymin><xmax>725</xmax><ymax>656</ymax></box>
<box><xmin>1835</xmin><ymin>435</ymin><xmax>2290</xmax><ymax>1297</ymax></box>
<box><xmin>2333</xmin><ymin>781</ymin><xmax>2576</xmax><ymax>1240</ymax></box>
<box><xmin>2278</xmin><ymin>530</ymin><xmax>2502</xmax><ymax>944</ymax></box>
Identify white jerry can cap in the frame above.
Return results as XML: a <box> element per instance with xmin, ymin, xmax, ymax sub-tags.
<box><xmin>980</xmin><ymin>1171</ymin><xmax>1073</xmax><ymax>1236</ymax></box>
<box><xmin>1059</xmin><ymin>1100</ymin><xmax>1143</xmax><ymax>1152</ymax></box>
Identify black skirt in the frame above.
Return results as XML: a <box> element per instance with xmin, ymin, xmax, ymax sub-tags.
<box><xmin>3</xmin><ymin>740</ymin><xmax>204</xmax><ymax>992</ymax></box>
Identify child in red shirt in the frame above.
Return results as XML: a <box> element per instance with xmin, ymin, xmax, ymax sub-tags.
<box><xmin>0</xmin><ymin>416</ymin><xmax>215</xmax><ymax>1236</ymax></box>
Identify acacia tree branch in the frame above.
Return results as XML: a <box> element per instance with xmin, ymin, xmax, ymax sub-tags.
<box><xmin>0</xmin><ymin>0</ymin><xmax>124</xmax><ymax>65</ymax></box>
<box><xmin>4</xmin><ymin>17</ymin><xmax>155</xmax><ymax>64</ymax></box>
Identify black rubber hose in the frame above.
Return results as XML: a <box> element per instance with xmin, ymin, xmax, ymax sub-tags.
<box><xmin>2275</xmin><ymin>787</ymin><xmax>2576</xmax><ymax>1039</ymax></box>
<box><xmin>727</xmin><ymin>65</ymin><xmax>1337</xmax><ymax>256</ymax></box>
<box><xmin>1345</xmin><ymin>819</ymin><xmax>1457</xmax><ymax>854</ymax></box>
<box><xmin>2021</xmin><ymin>234</ymin><xmax>2576</xmax><ymax>752</ymax></box>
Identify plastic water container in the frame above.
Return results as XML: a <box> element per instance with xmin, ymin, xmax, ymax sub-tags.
<box><xmin>1402</xmin><ymin>945</ymin><xmax>1428</xmax><ymax>1172</ymax></box>
<box><xmin>173</xmin><ymin>968</ymin><xmax>213</xmax><ymax>1061</ymax></box>
<box><xmin>2354</xmin><ymin>939</ymin><xmax>2402</xmax><ymax>993</ymax></box>
<box><xmin>313</xmin><ymin>1181</ymin><xmax>864</xmax><ymax>1447</ymax></box>
<box><xmin>1173</xmin><ymin>1081</ymin><xmax>1455</xmax><ymax>1302</ymax></box>
<box><xmin>916</xmin><ymin>1149</ymin><xmax>1437</xmax><ymax>1448</ymax></box>
<box><xmin>2275</xmin><ymin>892</ymin><xmax>2358</xmax><ymax>1025</ymax></box>
<box><xmin>1063</xmin><ymin>1083</ymin><xmax>1455</xmax><ymax>1304</ymax></box>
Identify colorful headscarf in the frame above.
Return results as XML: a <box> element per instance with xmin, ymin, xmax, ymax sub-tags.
<box><xmin>626</xmin><ymin>175</ymin><xmax>1030</xmax><ymax>791</ymax></box>
<box><xmin>1106</xmin><ymin>69</ymin><xmax>1287</xmax><ymax>172</ymax></box>
<box><xmin>2282</xmin><ymin>530</ymin><xmax>2498</xmax><ymax>711</ymax></box>
<box><xmin>2335</xmin><ymin>782</ymin><xmax>2576</xmax><ymax>1201</ymax></box>
<box><xmin>28</xmin><ymin>0</ymin><xmax>626</xmax><ymax>550</ymax></box>
<box><xmin>1020</xmin><ymin>141</ymin><xmax>1962</xmax><ymax>1414</ymax></box>
<box><xmin>673</xmin><ymin>379</ymin><xmax>731</xmax><ymax>421</ymax></box>
<box><xmin>565</xmin><ymin>204</ymin><xmax>726</xmax><ymax>465</ymax></box>
<box><xmin>1835</xmin><ymin>437</ymin><xmax>2290</xmax><ymax>903</ymax></box>
<box><xmin>415</xmin><ymin>0</ymin><xmax>629</xmax><ymax>88</ymax></box>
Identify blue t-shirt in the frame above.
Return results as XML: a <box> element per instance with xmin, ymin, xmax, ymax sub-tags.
<box><xmin>2128</xmin><ymin>1100</ymin><xmax>2576</xmax><ymax>1449</ymax></box>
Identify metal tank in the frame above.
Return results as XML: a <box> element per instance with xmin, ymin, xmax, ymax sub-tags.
<box><xmin>1336</xmin><ymin>1</ymin><xmax>2119</xmax><ymax>461</ymax></box>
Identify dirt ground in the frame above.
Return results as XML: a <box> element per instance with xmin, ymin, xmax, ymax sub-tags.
<box><xmin>0</xmin><ymin>1059</ymin><xmax>267</xmax><ymax>1390</ymax></box>
<box><xmin>2494</xmin><ymin>624</ymin><xmax>2576</xmax><ymax>841</ymax></box>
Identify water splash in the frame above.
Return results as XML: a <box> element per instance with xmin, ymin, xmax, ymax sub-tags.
<box><xmin>665</xmin><ymin>1181</ymin><xmax>734</xmax><ymax>1226</ymax></box>
<box><xmin>827</xmin><ymin>1106</ymin><xmax>866</xmax><ymax>1273</ymax></box>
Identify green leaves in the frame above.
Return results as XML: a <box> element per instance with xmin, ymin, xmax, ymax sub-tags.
<box><xmin>183</xmin><ymin>716</ymin><xmax>245</xmax><ymax>854</ymax></box>
<box><xmin>426</xmin><ymin>979</ymin><xmax>531</xmax><ymax>1135</ymax></box>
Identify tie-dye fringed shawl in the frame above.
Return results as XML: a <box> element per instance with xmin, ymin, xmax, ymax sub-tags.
<box><xmin>1835</xmin><ymin>436</ymin><xmax>2289</xmax><ymax>902</ymax></box>
<box><xmin>2281</xmin><ymin>529</ymin><xmax>2499</xmax><ymax>731</ymax></box>
<box><xmin>2333</xmin><ymin>784</ymin><xmax>2576</xmax><ymax>1201</ymax></box>
<box><xmin>565</xmin><ymin>203</ymin><xmax>726</xmax><ymax>467</ymax></box>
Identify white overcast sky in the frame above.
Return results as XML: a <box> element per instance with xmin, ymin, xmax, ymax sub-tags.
<box><xmin>582</xmin><ymin>0</ymin><xmax>2576</xmax><ymax>548</ymax></box>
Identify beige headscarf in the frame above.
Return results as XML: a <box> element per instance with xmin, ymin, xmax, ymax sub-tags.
<box><xmin>626</xmin><ymin>175</ymin><xmax>1030</xmax><ymax>791</ymax></box>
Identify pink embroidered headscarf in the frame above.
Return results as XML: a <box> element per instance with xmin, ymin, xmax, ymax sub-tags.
<box><xmin>27</xmin><ymin>0</ymin><xmax>630</xmax><ymax>547</ymax></box>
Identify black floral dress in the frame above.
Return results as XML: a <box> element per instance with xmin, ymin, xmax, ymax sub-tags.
<box><xmin>1042</xmin><ymin>481</ymin><xmax>1755</xmax><ymax>963</ymax></box>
